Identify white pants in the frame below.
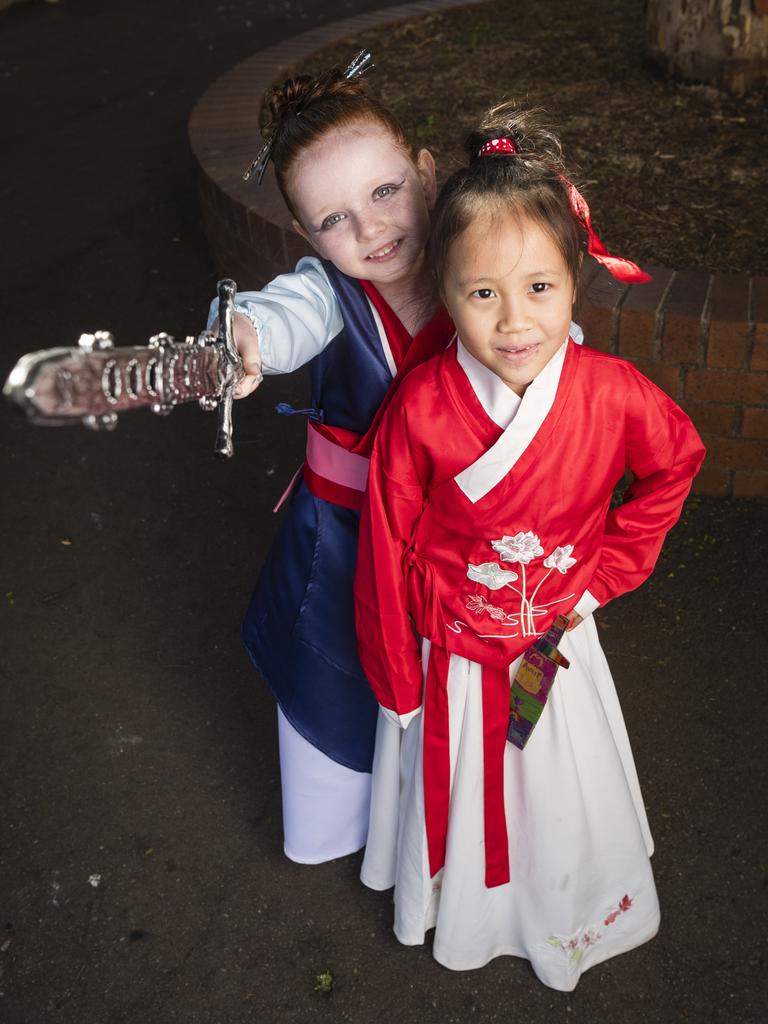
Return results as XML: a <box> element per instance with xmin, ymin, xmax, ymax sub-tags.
<box><xmin>277</xmin><ymin>707</ymin><xmax>372</xmax><ymax>863</ymax></box>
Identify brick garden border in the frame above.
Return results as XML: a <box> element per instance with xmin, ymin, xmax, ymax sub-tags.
<box><xmin>188</xmin><ymin>0</ymin><xmax>768</xmax><ymax>498</ymax></box>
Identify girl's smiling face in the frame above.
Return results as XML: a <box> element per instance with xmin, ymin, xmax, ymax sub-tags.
<box><xmin>287</xmin><ymin>123</ymin><xmax>436</xmax><ymax>285</ymax></box>
<box><xmin>442</xmin><ymin>212</ymin><xmax>577</xmax><ymax>396</ymax></box>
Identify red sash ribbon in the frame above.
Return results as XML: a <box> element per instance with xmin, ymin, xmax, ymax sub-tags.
<box><xmin>303</xmin><ymin>421</ymin><xmax>368</xmax><ymax>512</ymax></box>
<box><xmin>405</xmin><ymin>546</ymin><xmax>511</xmax><ymax>889</ymax></box>
<box><xmin>423</xmin><ymin>643</ymin><xmax>512</xmax><ymax>889</ymax></box>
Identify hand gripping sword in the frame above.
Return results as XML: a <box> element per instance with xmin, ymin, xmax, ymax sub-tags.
<box><xmin>3</xmin><ymin>279</ymin><xmax>245</xmax><ymax>459</ymax></box>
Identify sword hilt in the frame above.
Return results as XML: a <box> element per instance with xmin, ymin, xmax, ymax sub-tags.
<box><xmin>210</xmin><ymin>278</ymin><xmax>242</xmax><ymax>459</ymax></box>
<box><xmin>198</xmin><ymin>278</ymin><xmax>244</xmax><ymax>457</ymax></box>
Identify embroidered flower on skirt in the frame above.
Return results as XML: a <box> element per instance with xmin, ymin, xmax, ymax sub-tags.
<box><xmin>548</xmin><ymin>894</ymin><xmax>634</xmax><ymax>968</ymax></box>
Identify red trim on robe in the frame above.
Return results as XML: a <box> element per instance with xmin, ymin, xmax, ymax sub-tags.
<box><xmin>356</xmin><ymin>281</ymin><xmax>453</xmax><ymax>456</ymax></box>
<box><xmin>359</xmin><ymin>279</ymin><xmax>411</xmax><ymax>370</ymax></box>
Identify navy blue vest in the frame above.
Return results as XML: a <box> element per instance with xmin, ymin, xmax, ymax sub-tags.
<box><xmin>242</xmin><ymin>262</ymin><xmax>395</xmax><ymax>773</ymax></box>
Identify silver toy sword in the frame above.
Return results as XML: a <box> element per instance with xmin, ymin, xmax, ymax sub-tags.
<box><xmin>3</xmin><ymin>279</ymin><xmax>244</xmax><ymax>458</ymax></box>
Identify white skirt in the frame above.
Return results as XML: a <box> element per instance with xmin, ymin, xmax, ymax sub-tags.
<box><xmin>277</xmin><ymin>707</ymin><xmax>371</xmax><ymax>863</ymax></box>
<box><xmin>361</xmin><ymin>616</ymin><xmax>660</xmax><ymax>991</ymax></box>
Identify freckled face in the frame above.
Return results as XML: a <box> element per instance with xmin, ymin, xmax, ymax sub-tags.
<box><xmin>287</xmin><ymin>124</ymin><xmax>436</xmax><ymax>285</ymax></box>
<box><xmin>442</xmin><ymin>213</ymin><xmax>576</xmax><ymax>396</ymax></box>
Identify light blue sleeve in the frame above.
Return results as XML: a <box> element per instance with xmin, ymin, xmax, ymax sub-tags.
<box><xmin>206</xmin><ymin>257</ymin><xmax>343</xmax><ymax>375</ymax></box>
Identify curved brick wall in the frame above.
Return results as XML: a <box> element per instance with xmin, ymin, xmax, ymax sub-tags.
<box><xmin>188</xmin><ymin>0</ymin><xmax>768</xmax><ymax>498</ymax></box>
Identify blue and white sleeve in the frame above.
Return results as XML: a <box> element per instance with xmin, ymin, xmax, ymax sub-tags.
<box><xmin>206</xmin><ymin>257</ymin><xmax>343</xmax><ymax>374</ymax></box>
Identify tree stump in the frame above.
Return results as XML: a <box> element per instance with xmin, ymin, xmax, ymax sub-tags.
<box><xmin>646</xmin><ymin>0</ymin><xmax>768</xmax><ymax>95</ymax></box>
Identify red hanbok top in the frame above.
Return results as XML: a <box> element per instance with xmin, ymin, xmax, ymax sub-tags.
<box><xmin>354</xmin><ymin>337</ymin><xmax>705</xmax><ymax>886</ymax></box>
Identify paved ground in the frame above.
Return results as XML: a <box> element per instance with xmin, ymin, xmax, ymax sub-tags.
<box><xmin>0</xmin><ymin>2</ymin><xmax>766</xmax><ymax>1022</ymax></box>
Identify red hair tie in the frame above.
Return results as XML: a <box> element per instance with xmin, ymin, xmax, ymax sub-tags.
<box><xmin>563</xmin><ymin>178</ymin><xmax>651</xmax><ymax>284</ymax></box>
<box><xmin>478</xmin><ymin>137</ymin><xmax>516</xmax><ymax>156</ymax></box>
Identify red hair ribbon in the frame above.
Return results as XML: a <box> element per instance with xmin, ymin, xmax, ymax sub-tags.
<box><xmin>478</xmin><ymin>137</ymin><xmax>516</xmax><ymax>156</ymax></box>
<box><xmin>564</xmin><ymin>179</ymin><xmax>651</xmax><ymax>283</ymax></box>
<box><xmin>478</xmin><ymin>135</ymin><xmax>650</xmax><ymax>284</ymax></box>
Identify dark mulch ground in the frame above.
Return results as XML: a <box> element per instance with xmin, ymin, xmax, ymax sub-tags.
<box><xmin>299</xmin><ymin>0</ymin><xmax>768</xmax><ymax>275</ymax></box>
<box><xmin>0</xmin><ymin>3</ymin><xmax>767</xmax><ymax>1023</ymax></box>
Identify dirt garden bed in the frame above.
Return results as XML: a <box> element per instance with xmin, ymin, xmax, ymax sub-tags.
<box><xmin>296</xmin><ymin>0</ymin><xmax>767</xmax><ymax>276</ymax></box>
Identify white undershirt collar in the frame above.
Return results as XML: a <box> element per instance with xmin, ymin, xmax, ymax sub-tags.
<box><xmin>455</xmin><ymin>321</ymin><xmax>583</xmax><ymax>429</ymax></box>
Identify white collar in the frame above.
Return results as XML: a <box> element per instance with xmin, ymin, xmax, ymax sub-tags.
<box><xmin>453</xmin><ymin>323</ymin><xmax>581</xmax><ymax>504</ymax></box>
<box><xmin>456</xmin><ymin>341</ymin><xmax>521</xmax><ymax>429</ymax></box>
<box><xmin>455</xmin><ymin>321</ymin><xmax>582</xmax><ymax>429</ymax></box>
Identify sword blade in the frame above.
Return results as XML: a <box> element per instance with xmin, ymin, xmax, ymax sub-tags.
<box><xmin>3</xmin><ymin>279</ymin><xmax>244</xmax><ymax>456</ymax></box>
<box><xmin>4</xmin><ymin>334</ymin><xmax>223</xmax><ymax>427</ymax></box>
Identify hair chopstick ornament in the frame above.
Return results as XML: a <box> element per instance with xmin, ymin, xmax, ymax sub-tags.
<box><xmin>564</xmin><ymin>179</ymin><xmax>651</xmax><ymax>284</ymax></box>
<box><xmin>343</xmin><ymin>49</ymin><xmax>375</xmax><ymax>80</ymax></box>
<box><xmin>243</xmin><ymin>140</ymin><xmax>273</xmax><ymax>185</ymax></box>
<box><xmin>243</xmin><ymin>49</ymin><xmax>375</xmax><ymax>184</ymax></box>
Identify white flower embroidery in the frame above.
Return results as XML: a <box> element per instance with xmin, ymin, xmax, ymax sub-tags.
<box><xmin>491</xmin><ymin>531</ymin><xmax>544</xmax><ymax>565</ymax></box>
<box><xmin>543</xmin><ymin>544</ymin><xmax>577</xmax><ymax>574</ymax></box>
<box><xmin>466</xmin><ymin>562</ymin><xmax>519</xmax><ymax>590</ymax></box>
<box><xmin>457</xmin><ymin>532</ymin><xmax>578</xmax><ymax>640</ymax></box>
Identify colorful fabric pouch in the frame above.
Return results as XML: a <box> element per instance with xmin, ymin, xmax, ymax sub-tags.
<box><xmin>507</xmin><ymin>614</ymin><xmax>570</xmax><ymax>749</ymax></box>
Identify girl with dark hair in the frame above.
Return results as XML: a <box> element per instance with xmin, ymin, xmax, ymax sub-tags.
<box><xmin>209</xmin><ymin>54</ymin><xmax>452</xmax><ymax>865</ymax></box>
<box><xmin>355</xmin><ymin>102</ymin><xmax>704</xmax><ymax>988</ymax></box>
